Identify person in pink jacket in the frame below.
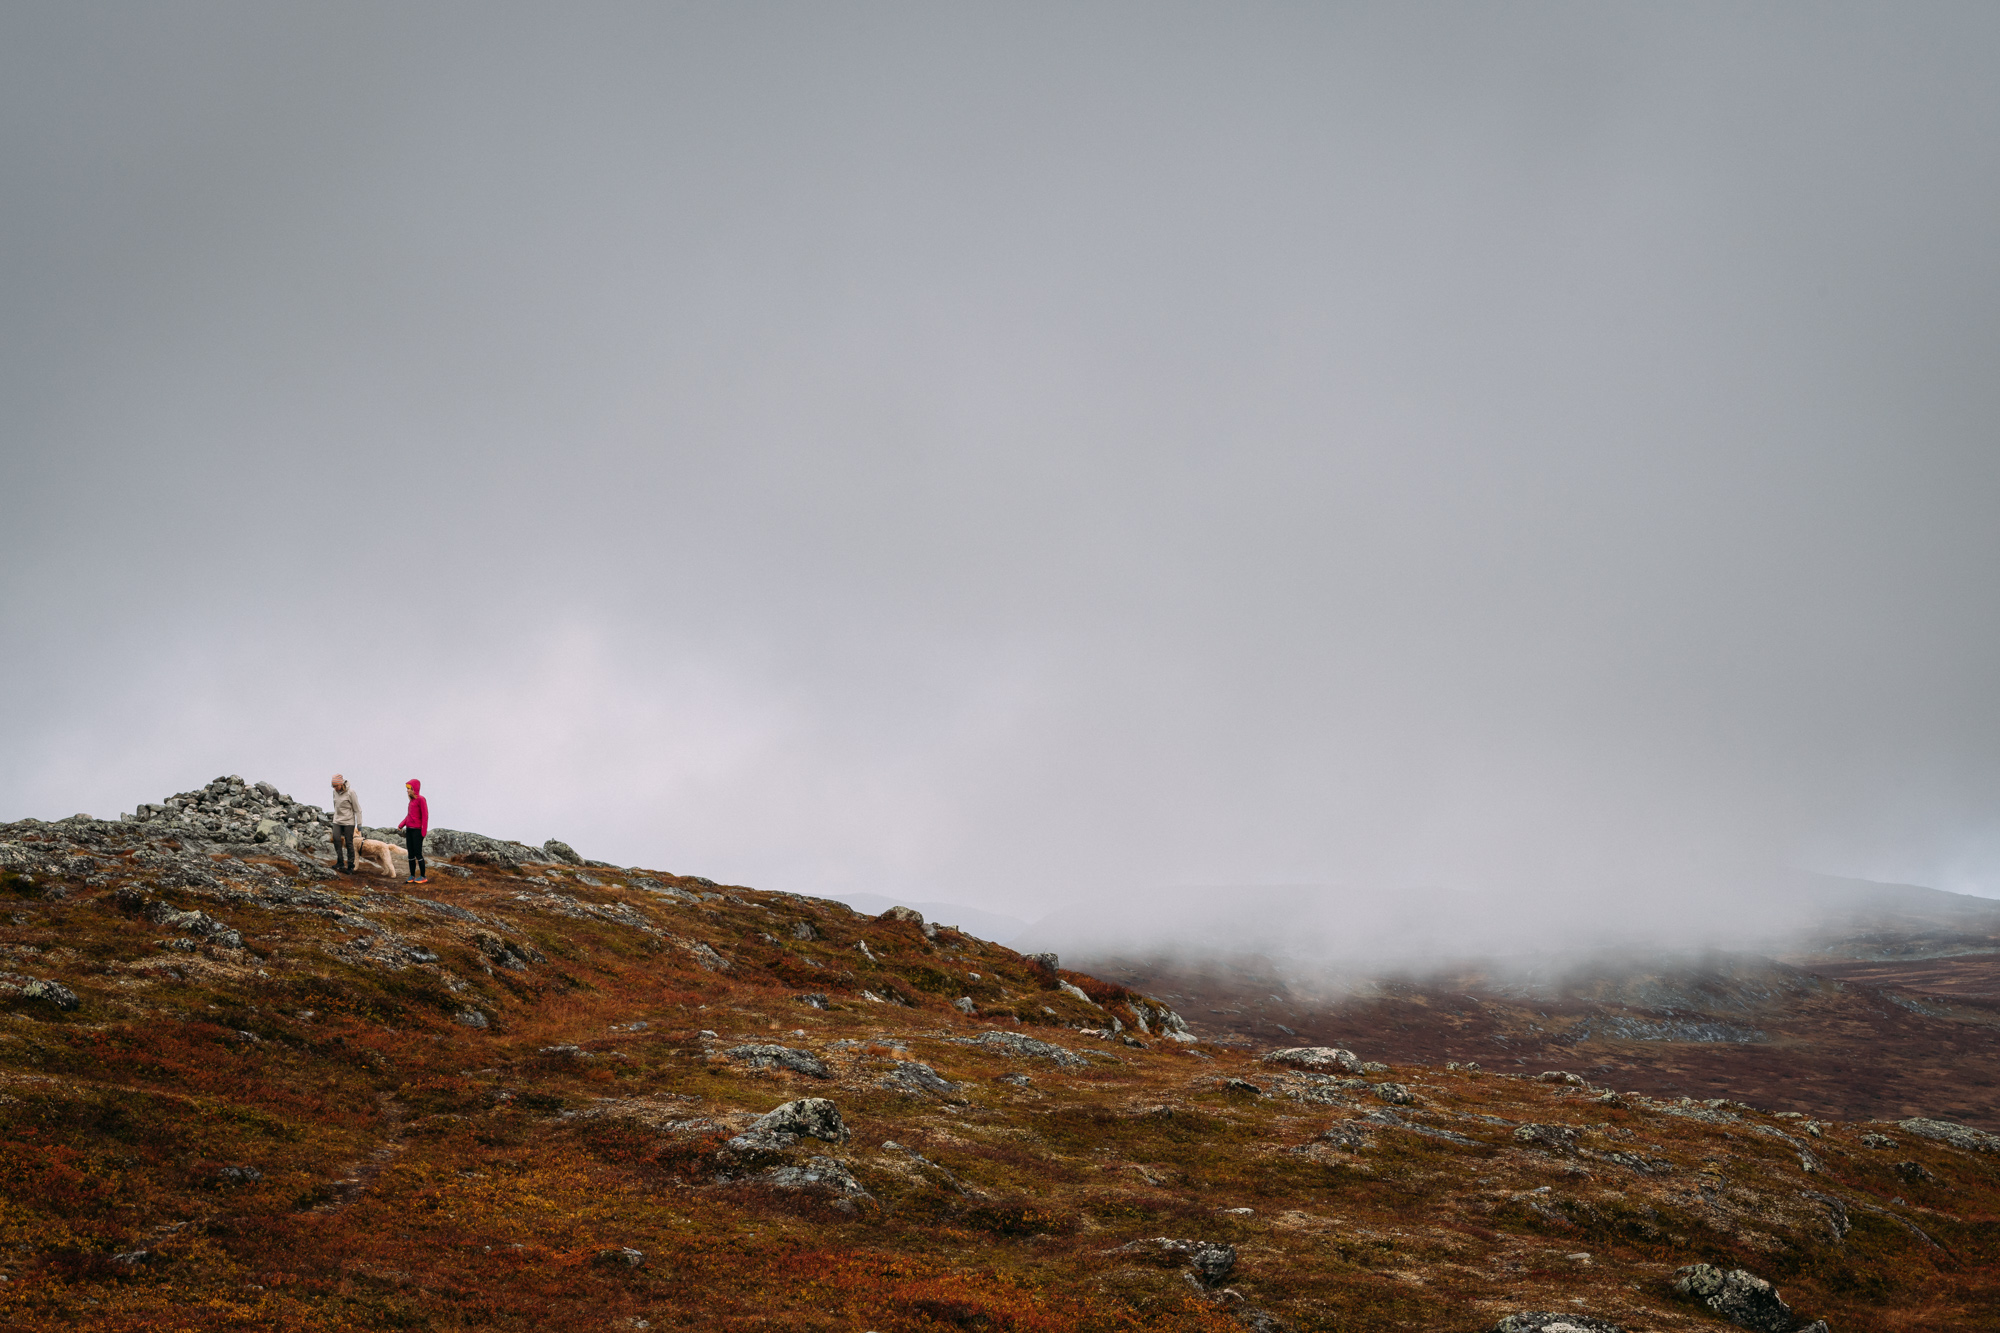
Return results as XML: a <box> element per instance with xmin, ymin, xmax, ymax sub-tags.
<box><xmin>398</xmin><ymin>779</ymin><xmax>430</xmax><ymax>884</ymax></box>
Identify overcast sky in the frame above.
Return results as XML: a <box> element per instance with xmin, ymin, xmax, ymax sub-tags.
<box><xmin>6</xmin><ymin>4</ymin><xmax>2000</xmax><ymax>933</ymax></box>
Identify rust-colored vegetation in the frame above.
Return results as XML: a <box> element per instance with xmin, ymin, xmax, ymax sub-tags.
<box><xmin>0</xmin><ymin>819</ymin><xmax>1996</xmax><ymax>1332</ymax></box>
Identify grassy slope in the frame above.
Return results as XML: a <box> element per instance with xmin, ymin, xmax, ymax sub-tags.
<box><xmin>0</xmin><ymin>825</ymin><xmax>1995</xmax><ymax>1332</ymax></box>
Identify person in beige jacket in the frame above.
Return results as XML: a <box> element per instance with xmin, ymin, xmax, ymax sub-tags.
<box><xmin>331</xmin><ymin>774</ymin><xmax>362</xmax><ymax>873</ymax></box>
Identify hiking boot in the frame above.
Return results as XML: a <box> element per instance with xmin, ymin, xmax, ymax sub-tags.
<box><xmin>414</xmin><ymin>877</ymin><xmax>429</xmax><ymax>885</ymax></box>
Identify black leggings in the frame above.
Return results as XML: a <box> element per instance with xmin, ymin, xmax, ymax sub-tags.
<box><xmin>403</xmin><ymin>828</ymin><xmax>425</xmax><ymax>879</ymax></box>
<box><xmin>334</xmin><ymin>824</ymin><xmax>356</xmax><ymax>869</ymax></box>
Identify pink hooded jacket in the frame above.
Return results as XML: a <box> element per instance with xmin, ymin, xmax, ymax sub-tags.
<box><xmin>397</xmin><ymin>779</ymin><xmax>429</xmax><ymax>835</ymax></box>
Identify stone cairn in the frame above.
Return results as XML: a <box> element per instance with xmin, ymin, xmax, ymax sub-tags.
<box><xmin>127</xmin><ymin>775</ymin><xmax>329</xmax><ymax>851</ymax></box>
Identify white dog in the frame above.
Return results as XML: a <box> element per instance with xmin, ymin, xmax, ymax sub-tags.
<box><xmin>338</xmin><ymin>834</ymin><xmax>403</xmax><ymax>879</ymax></box>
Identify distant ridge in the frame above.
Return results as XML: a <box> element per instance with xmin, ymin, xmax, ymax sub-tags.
<box><xmin>1013</xmin><ymin>874</ymin><xmax>2000</xmax><ymax>973</ymax></box>
<box><xmin>816</xmin><ymin>891</ymin><xmax>1032</xmax><ymax>948</ymax></box>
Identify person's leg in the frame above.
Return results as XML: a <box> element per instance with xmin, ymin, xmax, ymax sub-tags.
<box><xmin>335</xmin><ymin>824</ymin><xmax>355</xmax><ymax>870</ymax></box>
<box><xmin>412</xmin><ymin>830</ymin><xmax>426</xmax><ymax>881</ymax></box>
<box><xmin>403</xmin><ymin>828</ymin><xmax>421</xmax><ymax>882</ymax></box>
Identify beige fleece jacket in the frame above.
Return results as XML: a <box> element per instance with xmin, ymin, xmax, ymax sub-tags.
<box><xmin>333</xmin><ymin>786</ymin><xmax>362</xmax><ymax>827</ymax></box>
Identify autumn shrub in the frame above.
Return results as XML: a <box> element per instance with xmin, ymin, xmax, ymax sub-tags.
<box><xmin>397</xmin><ymin>1076</ymin><xmax>490</xmax><ymax>1118</ymax></box>
<box><xmin>1063</xmin><ymin>973</ymin><xmax>1138</xmax><ymax>1008</ymax></box>
<box><xmin>898</xmin><ymin>965</ymin><xmax>959</xmax><ymax>995</ymax></box>
<box><xmin>954</xmin><ymin>1198</ymin><xmax>1080</xmax><ymax>1237</ymax></box>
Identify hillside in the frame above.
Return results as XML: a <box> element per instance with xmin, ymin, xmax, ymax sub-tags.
<box><xmin>0</xmin><ymin>778</ymin><xmax>1996</xmax><ymax>1331</ymax></box>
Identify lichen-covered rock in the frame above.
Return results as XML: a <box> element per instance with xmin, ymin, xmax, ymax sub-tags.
<box><xmin>1899</xmin><ymin>1117</ymin><xmax>2000</xmax><ymax>1153</ymax></box>
<box><xmin>680</xmin><ymin>939</ymin><xmax>730</xmax><ymax>971</ymax></box>
<box><xmin>422</xmin><ymin>828</ymin><xmax>547</xmax><ymax>867</ymax></box>
<box><xmin>760</xmin><ymin>1155</ymin><xmax>871</xmax><ymax>1203</ymax></box>
<box><xmin>1111</xmin><ymin>1237</ymin><xmax>1236</xmax><ymax>1288</ymax></box>
<box><xmin>593</xmin><ymin>1246</ymin><xmax>645</xmax><ymax>1268</ymax></box>
<box><xmin>1131</xmin><ymin>1001</ymin><xmax>1198</xmax><ymax>1042</ymax></box>
<box><xmin>956</xmin><ymin>1030</ymin><xmax>1089</xmax><ymax>1068</ymax></box>
<box><xmin>0</xmin><ymin>973</ymin><xmax>79</xmax><ymax>1011</ymax></box>
<box><xmin>144</xmin><ymin>903</ymin><xmax>245</xmax><ymax>949</ymax></box>
<box><xmin>1672</xmin><ymin>1264</ymin><xmax>1800</xmax><ymax>1333</ymax></box>
<box><xmin>1373</xmin><ymin>1082</ymin><xmax>1416</xmax><ymax>1106</ymax></box>
<box><xmin>723</xmin><ymin>1044</ymin><xmax>830</xmax><ymax>1079</ymax></box>
<box><xmin>1260</xmin><ymin>1046</ymin><xmax>1364</xmax><ymax>1074</ymax></box>
<box><xmin>876</xmin><ymin>905</ymin><xmax>937</xmax><ymax>937</ymax></box>
<box><xmin>472</xmin><ymin>931</ymin><xmax>543</xmax><ymax>971</ymax></box>
<box><xmin>1492</xmin><ymin>1315</ymin><xmax>1623</xmax><ymax>1333</ymax></box>
<box><xmin>1514</xmin><ymin>1123</ymin><xmax>1580</xmax><ymax>1153</ymax></box>
<box><xmin>1319</xmin><ymin>1123</ymin><xmax>1369</xmax><ymax>1150</ymax></box>
<box><xmin>728</xmin><ymin>1097</ymin><xmax>849</xmax><ymax>1153</ymax></box>
<box><xmin>879</xmin><ymin>1060</ymin><xmax>965</xmax><ymax>1102</ymax></box>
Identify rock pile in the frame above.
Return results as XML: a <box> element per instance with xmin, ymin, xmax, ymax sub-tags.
<box><xmin>118</xmin><ymin>775</ymin><xmax>600</xmax><ymax>869</ymax></box>
<box><xmin>128</xmin><ymin>775</ymin><xmax>329</xmax><ymax>850</ymax></box>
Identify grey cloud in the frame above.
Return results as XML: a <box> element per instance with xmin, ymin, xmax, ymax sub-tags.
<box><xmin>5</xmin><ymin>4</ymin><xmax>2000</xmax><ymax>942</ymax></box>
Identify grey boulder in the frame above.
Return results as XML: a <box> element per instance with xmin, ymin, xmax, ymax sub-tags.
<box><xmin>593</xmin><ymin>1246</ymin><xmax>646</xmax><ymax>1268</ymax></box>
<box><xmin>723</xmin><ymin>1044</ymin><xmax>831</xmax><ymax>1079</ymax></box>
<box><xmin>1110</xmin><ymin>1237</ymin><xmax>1236</xmax><ymax>1289</ymax></box>
<box><xmin>879</xmin><ymin>1061</ymin><xmax>965</xmax><ymax>1102</ymax></box>
<box><xmin>956</xmin><ymin>1030</ymin><xmax>1088</xmax><ymax>1068</ymax></box>
<box><xmin>1673</xmin><ymin>1264</ymin><xmax>1804</xmax><ymax>1333</ymax></box>
<box><xmin>1898</xmin><ymin>1117</ymin><xmax>2000</xmax><ymax>1154</ymax></box>
<box><xmin>1514</xmin><ymin>1123</ymin><xmax>1581</xmax><ymax>1153</ymax></box>
<box><xmin>1260</xmin><ymin>1046</ymin><xmax>1364</xmax><ymax>1074</ymax></box>
<box><xmin>1492</xmin><ymin>1316</ymin><xmax>1623</xmax><ymax>1333</ymax></box>
<box><xmin>0</xmin><ymin>973</ymin><xmax>79</xmax><ymax>1011</ymax></box>
<box><xmin>761</xmin><ymin>1155</ymin><xmax>870</xmax><ymax>1201</ymax></box>
<box><xmin>727</xmin><ymin>1096</ymin><xmax>850</xmax><ymax>1153</ymax></box>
